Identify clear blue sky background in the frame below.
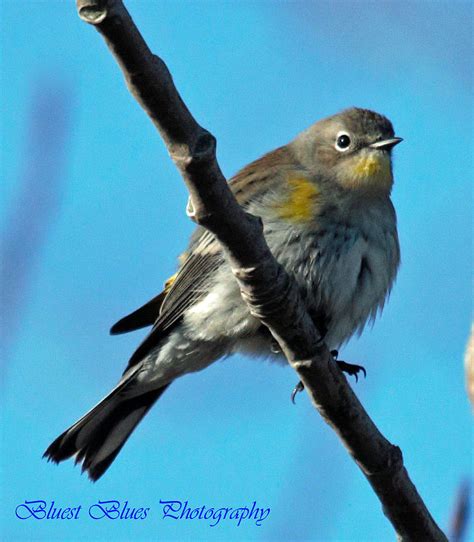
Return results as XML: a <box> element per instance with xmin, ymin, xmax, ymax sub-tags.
<box><xmin>1</xmin><ymin>1</ymin><xmax>472</xmax><ymax>541</ymax></box>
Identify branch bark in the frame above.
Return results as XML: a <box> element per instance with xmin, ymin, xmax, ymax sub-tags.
<box><xmin>75</xmin><ymin>1</ymin><xmax>447</xmax><ymax>539</ymax></box>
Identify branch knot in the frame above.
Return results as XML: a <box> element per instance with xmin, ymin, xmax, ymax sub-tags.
<box><xmin>363</xmin><ymin>445</ymin><xmax>404</xmax><ymax>478</ymax></box>
<box><xmin>192</xmin><ymin>131</ymin><xmax>216</xmax><ymax>161</ymax></box>
<box><xmin>77</xmin><ymin>0</ymin><xmax>109</xmax><ymax>24</ymax></box>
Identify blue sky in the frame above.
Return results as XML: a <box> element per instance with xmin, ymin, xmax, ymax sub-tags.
<box><xmin>1</xmin><ymin>1</ymin><xmax>472</xmax><ymax>541</ymax></box>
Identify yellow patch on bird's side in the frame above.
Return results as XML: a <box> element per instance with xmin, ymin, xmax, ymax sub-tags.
<box><xmin>164</xmin><ymin>272</ymin><xmax>178</xmax><ymax>292</ymax></box>
<box><xmin>275</xmin><ymin>177</ymin><xmax>319</xmax><ymax>223</ymax></box>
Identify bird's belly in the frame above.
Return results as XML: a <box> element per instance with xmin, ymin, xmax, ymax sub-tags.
<box><xmin>264</xmin><ymin>214</ymin><xmax>398</xmax><ymax>350</ymax></box>
<box><xmin>314</xmin><ymin>231</ymin><xmax>397</xmax><ymax>349</ymax></box>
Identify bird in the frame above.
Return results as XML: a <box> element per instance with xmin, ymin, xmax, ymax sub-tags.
<box><xmin>44</xmin><ymin>107</ymin><xmax>402</xmax><ymax>481</ymax></box>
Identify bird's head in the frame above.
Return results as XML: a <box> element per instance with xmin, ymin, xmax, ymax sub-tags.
<box><xmin>293</xmin><ymin>107</ymin><xmax>402</xmax><ymax>195</ymax></box>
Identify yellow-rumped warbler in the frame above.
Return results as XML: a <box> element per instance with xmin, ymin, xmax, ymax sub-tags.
<box><xmin>44</xmin><ymin>107</ymin><xmax>402</xmax><ymax>480</ymax></box>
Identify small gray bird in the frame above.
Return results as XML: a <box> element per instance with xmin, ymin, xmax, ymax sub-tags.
<box><xmin>44</xmin><ymin>107</ymin><xmax>402</xmax><ymax>481</ymax></box>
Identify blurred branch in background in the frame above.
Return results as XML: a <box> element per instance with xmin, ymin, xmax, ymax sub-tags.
<box><xmin>449</xmin><ymin>326</ymin><xmax>474</xmax><ymax>540</ymax></box>
<box><xmin>465</xmin><ymin>324</ymin><xmax>474</xmax><ymax>408</ymax></box>
<box><xmin>1</xmin><ymin>80</ymin><xmax>72</xmax><ymax>371</ymax></box>
<box><xmin>449</xmin><ymin>479</ymin><xmax>471</xmax><ymax>542</ymax></box>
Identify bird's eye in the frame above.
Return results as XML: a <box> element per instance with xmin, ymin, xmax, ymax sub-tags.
<box><xmin>335</xmin><ymin>132</ymin><xmax>351</xmax><ymax>152</ymax></box>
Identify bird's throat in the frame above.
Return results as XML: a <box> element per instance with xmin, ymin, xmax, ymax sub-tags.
<box><xmin>343</xmin><ymin>152</ymin><xmax>393</xmax><ymax>193</ymax></box>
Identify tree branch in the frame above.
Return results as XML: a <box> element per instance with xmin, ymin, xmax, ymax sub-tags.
<box><xmin>75</xmin><ymin>1</ymin><xmax>447</xmax><ymax>539</ymax></box>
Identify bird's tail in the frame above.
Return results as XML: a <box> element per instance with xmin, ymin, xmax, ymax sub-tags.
<box><xmin>43</xmin><ymin>378</ymin><xmax>169</xmax><ymax>481</ymax></box>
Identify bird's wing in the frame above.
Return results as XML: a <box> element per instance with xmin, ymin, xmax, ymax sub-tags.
<box><xmin>114</xmin><ymin>145</ymin><xmax>296</xmax><ymax>370</ymax></box>
<box><xmin>110</xmin><ymin>291</ymin><xmax>168</xmax><ymax>335</ymax></box>
<box><xmin>122</xmin><ymin>229</ymin><xmax>223</xmax><ymax>370</ymax></box>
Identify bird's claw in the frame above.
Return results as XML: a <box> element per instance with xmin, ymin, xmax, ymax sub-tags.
<box><xmin>336</xmin><ymin>360</ymin><xmax>367</xmax><ymax>382</ymax></box>
<box><xmin>331</xmin><ymin>350</ymin><xmax>366</xmax><ymax>382</ymax></box>
<box><xmin>291</xmin><ymin>381</ymin><xmax>305</xmax><ymax>404</ymax></box>
<box><xmin>271</xmin><ymin>339</ymin><xmax>282</xmax><ymax>354</ymax></box>
<box><xmin>290</xmin><ymin>351</ymin><xmax>365</xmax><ymax>403</ymax></box>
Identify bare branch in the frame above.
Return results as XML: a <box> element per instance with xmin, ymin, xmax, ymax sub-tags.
<box><xmin>75</xmin><ymin>1</ymin><xmax>447</xmax><ymax>539</ymax></box>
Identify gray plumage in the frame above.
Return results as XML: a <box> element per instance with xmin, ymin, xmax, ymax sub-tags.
<box><xmin>44</xmin><ymin>108</ymin><xmax>401</xmax><ymax>481</ymax></box>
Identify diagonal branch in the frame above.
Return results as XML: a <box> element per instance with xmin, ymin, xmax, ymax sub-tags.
<box><xmin>75</xmin><ymin>1</ymin><xmax>447</xmax><ymax>539</ymax></box>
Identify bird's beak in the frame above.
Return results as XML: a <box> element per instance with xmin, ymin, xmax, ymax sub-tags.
<box><xmin>369</xmin><ymin>137</ymin><xmax>403</xmax><ymax>150</ymax></box>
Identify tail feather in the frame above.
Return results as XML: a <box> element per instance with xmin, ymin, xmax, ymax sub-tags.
<box><xmin>44</xmin><ymin>384</ymin><xmax>169</xmax><ymax>481</ymax></box>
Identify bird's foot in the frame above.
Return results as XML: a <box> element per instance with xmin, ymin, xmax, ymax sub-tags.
<box><xmin>332</xmin><ymin>350</ymin><xmax>366</xmax><ymax>382</ymax></box>
<box><xmin>290</xmin><ymin>351</ymin><xmax>366</xmax><ymax>403</ymax></box>
<box><xmin>291</xmin><ymin>381</ymin><xmax>305</xmax><ymax>404</ymax></box>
